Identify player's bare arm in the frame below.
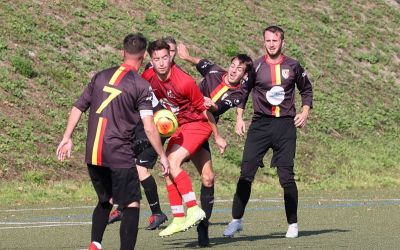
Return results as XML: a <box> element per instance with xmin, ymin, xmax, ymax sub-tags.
<box><xmin>142</xmin><ymin>115</ymin><xmax>170</xmax><ymax>176</ymax></box>
<box><xmin>56</xmin><ymin>106</ymin><xmax>83</xmax><ymax>161</ymax></box>
<box><xmin>204</xmin><ymin>110</ymin><xmax>227</xmax><ymax>154</ymax></box>
<box><xmin>235</xmin><ymin>107</ymin><xmax>246</xmax><ymax>136</ymax></box>
<box><xmin>294</xmin><ymin>105</ymin><xmax>310</xmax><ymax>128</ymax></box>
<box><xmin>177</xmin><ymin>43</ymin><xmax>201</xmax><ymax>65</ymax></box>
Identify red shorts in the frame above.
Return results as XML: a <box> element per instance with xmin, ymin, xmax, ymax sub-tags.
<box><xmin>166</xmin><ymin>121</ymin><xmax>212</xmax><ymax>155</ymax></box>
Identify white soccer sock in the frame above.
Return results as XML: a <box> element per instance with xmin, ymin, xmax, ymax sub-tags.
<box><xmin>92</xmin><ymin>241</ymin><xmax>102</xmax><ymax>249</ymax></box>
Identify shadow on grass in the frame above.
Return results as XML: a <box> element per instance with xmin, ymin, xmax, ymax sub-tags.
<box><xmin>161</xmin><ymin>229</ymin><xmax>350</xmax><ymax>249</ymax></box>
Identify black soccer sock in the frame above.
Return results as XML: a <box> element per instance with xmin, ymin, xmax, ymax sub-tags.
<box><xmin>141</xmin><ymin>176</ymin><xmax>162</xmax><ymax>214</ymax></box>
<box><xmin>91</xmin><ymin>201</ymin><xmax>113</xmax><ymax>243</ymax></box>
<box><xmin>283</xmin><ymin>182</ymin><xmax>298</xmax><ymax>224</ymax></box>
<box><xmin>232</xmin><ymin>178</ymin><xmax>252</xmax><ymax>219</ymax></box>
<box><xmin>200</xmin><ymin>184</ymin><xmax>214</xmax><ymax>222</ymax></box>
<box><xmin>120</xmin><ymin>207</ymin><xmax>140</xmax><ymax>250</ymax></box>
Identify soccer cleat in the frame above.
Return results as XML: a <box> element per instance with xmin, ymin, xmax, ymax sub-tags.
<box><xmin>146</xmin><ymin>213</ymin><xmax>168</xmax><ymax>230</ymax></box>
<box><xmin>223</xmin><ymin>219</ymin><xmax>243</xmax><ymax>237</ymax></box>
<box><xmin>88</xmin><ymin>241</ymin><xmax>102</xmax><ymax>250</ymax></box>
<box><xmin>197</xmin><ymin>220</ymin><xmax>210</xmax><ymax>247</ymax></box>
<box><xmin>182</xmin><ymin>205</ymin><xmax>206</xmax><ymax>231</ymax></box>
<box><xmin>159</xmin><ymin>217</ymin><xmax>185</xmax><ymax>237</ymax></box>
<box><xmin>108</xmin><ymin>208</ymin><xmax>123</xmax><ymax>224</ymax></box>
<box><xmin>285</xmin><ymin>223</ymin><xmax>298</xmax><ymax>238</ymax></box>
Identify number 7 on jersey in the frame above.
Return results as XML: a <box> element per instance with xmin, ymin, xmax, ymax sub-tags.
<box><xmin>96</xmin><ymin>86</ymin><xmax>122</xmax><ymax>114</ymax></box>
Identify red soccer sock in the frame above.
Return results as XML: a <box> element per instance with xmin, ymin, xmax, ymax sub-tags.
<box><xmin>174</xmin><ymin>170</ymin><xmax>197</xmax><ymax>208</ymax></box>
<box><xmin>166</xmin><ymin>183</ymin><xmax>184</xmax><ymax>217</ymax></box>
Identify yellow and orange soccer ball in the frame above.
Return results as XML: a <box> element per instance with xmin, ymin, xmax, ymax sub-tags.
<box><xmin>153</xmin><ymin>109</ymin><xmax>178</xmax><ymax>137</ymax></box>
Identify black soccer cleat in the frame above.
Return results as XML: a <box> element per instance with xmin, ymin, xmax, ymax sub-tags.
<box><xmin>197</xmin><ymin>220</ymin><xmax>210</xmax><ymax>247</ymax></box>
<box><xmin>146</xmin><ymin>213</ymin><xmax>168</xmax><ymax>230</ymax></box>
<box><xmin>108</xmin><ymin>208</ymin><xmax>123</xmax><ymax>224</ymax></box>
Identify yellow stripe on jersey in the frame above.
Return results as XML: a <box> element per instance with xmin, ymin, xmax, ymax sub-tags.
<box><xmin>274</xmin><ymin>64</ymin><xmax>282</xmax><ymax>117</ymax></box>
<box><xmin>92</xmin><ymin>117</ymin><xmax>104</xmax><ymax>165</ymax></box>
<box><xmin>211</xmin><ymin>86</ymin><xmax>229</xmax><ymax>102</ymax></box>
<box><xmin>109</xmin><ymin>66</ymin><xmax>126</xmax><ymax>85</ymax></box>
<box><xmin>275</xmin><ymin>64</ymin><xmax>281</xmax><ymax>85</ymax></box>
<box><xmin>275</xmin><ymin>106</ymin><xmax>280</xmax><ymax>117</ymax></box>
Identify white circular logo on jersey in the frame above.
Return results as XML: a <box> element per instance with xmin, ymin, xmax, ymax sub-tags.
<box><xmin>266</xmin><ymin>86</ymin><xmax>285</xmax><ymax>105</ymax></box>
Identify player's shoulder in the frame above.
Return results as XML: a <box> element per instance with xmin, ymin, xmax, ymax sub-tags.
<box><xmin>283</xmin><ymin>55</ymin><xmax>301</xmax><ymax>67</ymax></box>
<box><xmin>172</xmin><ymin>64</ymin><xmax>196</xmax><ymax>83</ymax></box>
<box><xmin>141</xmin><ymin>67</ymin><xmax>156</xmax><ymax>80</ymax></box>
<box><xmin>95</xmin><ymin>65</ymin><xmax>120</xmax><ymax>77</ymax></box>
<box><xmin>254</xmin><ymin>56</ymin><xmax>265</xmax><ymax>65</ymax></box>
<box><xmin>253</xmin><ymin>56</ymin><xmax>265</xmax><ymax>72</ymax></box>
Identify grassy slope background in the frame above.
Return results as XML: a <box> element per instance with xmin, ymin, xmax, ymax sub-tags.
<box><xmin>0</xmin><ymin>0</ymin><xmax>399</xmax><ymax>204</ymax></box>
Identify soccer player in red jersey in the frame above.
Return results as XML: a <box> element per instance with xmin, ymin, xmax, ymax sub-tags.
<box><xmin>178</xmin><ymin>42</ymin><xmax>253</xmax><ymax>246</ymax></box>
<box><xmin>56</xmin><ymin>33</ymin><xmax>169</xmax><ymax>250</ymax></box>
<box><xmin>142</xmin><ymin>39</ymin><xmax>227</xmax><ymax>237</ymax></box>
<box><xmin>224</xmin><ymin>25</ymin><xmax>313</xmax><ymax>239</ymax></box>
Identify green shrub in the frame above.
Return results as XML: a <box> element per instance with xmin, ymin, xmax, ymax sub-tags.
<box><xmin>145</xmin><ymin>12</ymin><xmax>159</xmax><ymax>26</ymax></box>
<box><xmin>10</xmin><ymin>54</ymin><xmax>37</xmax><ymax>78</ymax></box>
<box><xmin>22</xmin><ymin>171</ymin><xmax>47</xmax><ymax>184</ymax></box>
<box><xmin>0</xmin><ymin>78</ymin><xmax>27</xmax><ymax>98</ymax></box>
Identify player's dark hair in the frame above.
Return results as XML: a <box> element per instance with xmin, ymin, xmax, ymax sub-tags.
<box><xmin>147</xmin><ymin>39</ymin><xmax>170</xmax><ymax>58</ymax></box>
<box><xmin>232</xmin><ymin>54</ymin><xmax>253</xmax><ymax>74</ymax></box>
<box><xmin>123</xmin><ymin>33</ymin><xmax>147</xmax><ymax>55</ymax></box>
<box><xmin>162</xmin><ymin>36</ymin><xmax>176</xmax><ymax>45</ymax></box>
<box><xmin>263</xmin><ymin>25</ymin><xmax>285</xmax><ymax>40</ymax></box>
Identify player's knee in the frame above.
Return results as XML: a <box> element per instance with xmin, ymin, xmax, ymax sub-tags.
<box><xmin>98</xmin><ymin>201</ymin><xmax>113</xmax><ymax>210</ymax></box>
<box><xmin>168</xmin><ymin>160</ymin><xmax>184</xmax><ymax>175</ymax></box>
<box><xmin>137</xmin><ymin>168</ymin><xmax>150</xmax><ymax>181</ymax></box>
<box><xmin>239</xmin><ymin>174</ymin><xmax>255</xmax><ymax>183</ymax></box>
<box><xmin>201</xmin><ymin>172</ymin><xmax>215</xmax><ymax>187</ymax></box>
<box><xmin>125</xmin><ymin>201</ymin><xmax>140</xmax><ymax>208</ymax></box>
<box><xmin>279</xmin><ymin>177</ymin><xmax>296</xmax><ymax>188</ymax></box>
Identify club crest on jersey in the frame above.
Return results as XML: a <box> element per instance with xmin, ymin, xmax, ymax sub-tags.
<box><xmin>282</xmin><ymin>69</ymin><xmax>290</xmax><ymax>79</ymax></box>
<box><xmin>167</xmin><ymin>90</ymin><xmax>175</xmax><ymax>98</ymax></box>
<box><xmin>266</xmin><ymin>86</ymin><xmax>285</xmax><ymax>105</ymax></box>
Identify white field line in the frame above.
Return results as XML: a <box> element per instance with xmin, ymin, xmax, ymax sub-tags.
<box><xmin>1</xmin><ymin>198</ymin><xmax>399</xmax><ymax>213</ymax></box>
<box><xmin>0</xmin><ymin>198</ymin><xmax>399</xmax><ymax>230</ymax></box>
<box><xmin>0</xmin><ymin>222</ymin><xmax>91</xmax><ymax>230</ymax></box>
<box><xmin>1</xmin><ymin>205</ymin><xmax>94</xmax><ymax>212</ymax></box>
<box><xmin>0</xmin><ymin>221</ymin><xmax>89</xmax><ymax>225</ymax></box>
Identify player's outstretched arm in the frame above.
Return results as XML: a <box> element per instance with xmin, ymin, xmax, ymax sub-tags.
<box><xmin>142</xmin><ymin>115</ymin><xmax>169</xmax><ymax>176</ymax></box>
<box><xmin>56</xmin><ymin>107</ymin><xmax>83</xmax><ymax>161</ymax></box>
<box><xmin>235</xmin><ymin>108</ymin><xmax>246</xmax><ymax>136</ymax></box>
<box><xmin>177</xmin><ymin>43</ymin><xmax>201</xmax><ymax>65</ymax></box>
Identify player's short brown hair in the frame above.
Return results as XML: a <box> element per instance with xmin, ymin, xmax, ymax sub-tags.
<box><xmin>147</xmin><ymin>39</ymin><xmax>170</xmax><ymax>58</ymax></box>
<box><xmin>123</xmin><ymin>33</ymin><xmax>147</xmax><ymax>55</ymax></box>
<box><xmin>232</xmin><ymin>54</ymin><xmax>253</xmax><ymax>74</ymax></box>
<box><xmin>263</xmin><ymin>25</ymin><xmax>285</xmax><ymax>40</ymax></box>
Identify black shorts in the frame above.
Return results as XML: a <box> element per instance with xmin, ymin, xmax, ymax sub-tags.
<box><xmin>240</xmin><ymin>117</ymin><xmax>296</xmax><ymax>181</ymax></box>
<box><xmin>133</xmin><ymin>125</ymin><xmax>167</xmax><ymax>169</ymax></box>
<box><xmin>87</xmin><ymin>164</ymin><xmax>141</xmax><ymax>207</ymax></box>
<box><xmin>135</xmin><ymin>145</ymin><xmax>158</xmax><ymax>168</ymax></box>
<box><xmin>200</xmin><ymin>140</ymin><xmax>211</xmax><ymax>152</ymax></box>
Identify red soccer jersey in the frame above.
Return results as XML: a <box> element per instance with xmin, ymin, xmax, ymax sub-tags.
<box><xmin>142</xmin><ymin>64</ymin><xmax>207</xmax><ymax>125</ymax></box>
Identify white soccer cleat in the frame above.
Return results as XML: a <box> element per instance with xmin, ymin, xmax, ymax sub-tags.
<box><xmin>223</xmin><ymin>219</ymin><xmax>243</xmax><ymax>237</ymax></box>
<box><xmin>285</xmin><ymin>223</ymin><xmax>298</xmax><ymax>238</ymax></box>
